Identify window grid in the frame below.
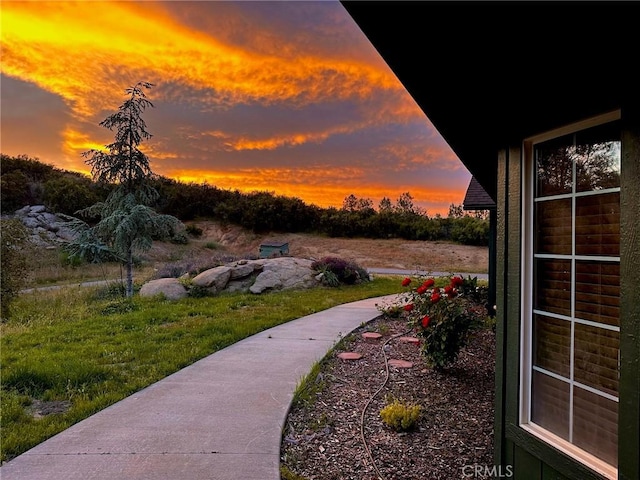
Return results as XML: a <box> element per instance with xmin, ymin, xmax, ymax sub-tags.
<box><xmin>533</xmin><ymin>191</ymin><xmax>621</xmax><ymax>420</ymax></box>
<box><xmin>528</xmin><ymin>126</ymin><xmax>620</xmax><ymax>466</ymax></box>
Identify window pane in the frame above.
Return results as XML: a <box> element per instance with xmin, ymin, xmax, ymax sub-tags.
<box><xmin>534</xmin><ymin>259</ymin><xmax>571</xmax><ymax>316</ymax></box>
<box><xmin>573</xmin><ymin>387</ymin><xmax>618</xmax><ymax>467</ymax></box>
<box><xmin>528</xmin><ymin>119</ymin><xmax>620</xmax><ymax>469</ymax></box>
<box><xmin>535</xmin><ymin>199</ymin><xmax>572</xmax><ymax>255</ymax></box>
<box><xmin>534</xmin><ymin>314</ymin><xmax>571</xmax><ymax>377</ymax></box>
<box><xmin>531</xmin><ymin>371</ymin><xmax>570</xmax><ymax>440</ymax></box>
<box><xmin>574</xmin><ymin>324</ymin><xmax>619</xmax><ymax>396</ymax></box>
<box><xmin>575</xmin><ymin>121</ymin><xmax>621</xmax><ymax>192</ymax></box>
<box><xmin>536</xmin><ymin>134</ymin><xmax>573</xmax><ymax>197</ymax></box>
<box><xmin>575</xmin><ymin>193</ymin><xmax>620</xmax><ymax>256</ymax></box>
<box><xmin>575</xmin><ymin>261</ymin><xmax>620</xmax><ymax>326</ymax></box>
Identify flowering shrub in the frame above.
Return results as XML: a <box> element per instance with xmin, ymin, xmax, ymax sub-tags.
<box><xmin>311</xmin><ymin>256</ymin><xmax>370</xmax><ymax>286</ymax></box>
<box><xmin>394</xmin><ymin>275</ymin><xmax>486</xmax><ymax>370</ymax></box>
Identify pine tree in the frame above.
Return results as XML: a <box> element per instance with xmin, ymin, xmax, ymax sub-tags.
<box><xmin>69</xmin><ymin>82</ymin><xmax>183</xmax><ymax>297</ymax></box>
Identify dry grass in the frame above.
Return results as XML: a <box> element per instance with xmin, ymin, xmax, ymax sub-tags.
<box><xmin>24</xmin><ymin>220</ymin><xmax>488</xmax><ymax>288</ymax></box>
<box><xmin>145</xmin><ymin>221</ymin><xmax>489</xmax><ymax>275</ymax></box>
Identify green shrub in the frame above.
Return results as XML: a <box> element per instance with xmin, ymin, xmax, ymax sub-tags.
<box><xmin>1</xmin><ymin>219</ymin><xmax>30</xmax><ymax>320</ymax></box>
<box><xmin>43</xmin><ymin>176</ymin><xmax>98</xmax><ymax>216</ymax></box>
<box><xmin>59</xmin><ymin>250</ymin><xmax>85</xmax><ymax>267</ymax></box>
<box><xmin>100</xmin><ymin>299</ymin><xmax>138</xmax><ymax>315</ymax></box>
<box><xmin>186</xmin><ymin>284</ymin><xmax>211</xmax><ymax>298</ymax></box>
<box><xmin>185</xmin><ymin>224</ymin><xmax>203</xmax><ymax>237</ymax></box>
<box><xmin>449</xmin><ymin>216</ymin><xmax>489</xmax><ymax>246</ymax></box>
<box><xmin>379</xmin><ymin>397</ymin><xmax>421</xmax><ymax>431</ymax></box>
<box><xmin>279</xmin><ymin>465</ymin><xmax>309</xmax><ymax>480</ymax></box>
<box><xmin>170</xmin><ymin>231</ymin><xmax>188</xmax><ymax>245</ymax></box>
<box><xmin>311</xmin><ymin>256</ymin><xmax>370</xmax><ymax>286</ymax></box>
<box><xmin>317</xmin><ymin>269</ymin><xmax>340</xmax><ymax>287</ymax></box>
<box><xmin>0</xmin><ymin>170</ymin><xmax>31</xmax><ymax>213</ymax></box>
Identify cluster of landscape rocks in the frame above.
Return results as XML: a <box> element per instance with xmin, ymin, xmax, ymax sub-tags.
<box><xmin>139</xmin><ymin>256</ymin><xmax>327</xmax><ymax>299</ymax></box>
<box><xmin>8</xmin><ymin>205</ymin><xmax>77</xmax><ymax>247</ymax></box>
<box><xmin>7</xmin><ymin>205</ymin><xmax>352</xmax><ymax>299</ymax></box>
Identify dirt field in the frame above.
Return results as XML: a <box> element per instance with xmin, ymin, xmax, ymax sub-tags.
<box><xmin>146</xmin><ymin>221</ymin><xmax>489</xmax><ymax>275</ymax></box>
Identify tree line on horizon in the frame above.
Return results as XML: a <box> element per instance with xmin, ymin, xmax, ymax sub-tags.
<box><xmin>0</xmin><ymin>153</ymin><xmax>489</xmax><ymax>246</ymax></box>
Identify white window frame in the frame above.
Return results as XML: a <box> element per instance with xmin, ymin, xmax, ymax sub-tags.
<box><xmin>519</xmin><ymin>110</ymin><xmax>621</xmax><ymax>480</ymax></box>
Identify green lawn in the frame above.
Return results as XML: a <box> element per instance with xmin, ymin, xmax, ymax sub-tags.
<box><xmin>0</xmin><ymin>277</ymin><xmax>403</xmax><ymax>463</ymax></box>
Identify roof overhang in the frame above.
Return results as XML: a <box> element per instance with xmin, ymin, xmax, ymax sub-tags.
<box><xmin>341</xmin><ymin>1</ymin><xmax>634</xmax><ymax>201</ymax></box>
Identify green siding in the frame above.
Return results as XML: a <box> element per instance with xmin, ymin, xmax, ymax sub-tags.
<box><xmin>542</xmin><ymin>463</ymin><xmax>570</xmax><ymax>480</ymax></box>
<box><xmin>504</xmin><ymin>146</ymin><xmax>522</xmax><ymax>429</ymax></box>
<box><xmin>514</xmin><ymin>444</ymin><xmax>542</xmax><ymax>479</ymax></box>
<box><xmin>504</xmin><ymin>438</ymin><xmax>515</xmax><ymax>473</ymax></box>
<box><xmin>494</xmin><ymin>148</ymin><xmax>509</xmax><ymax>470</ymax></box>
<box><xmin>618</xmin><ymin>107</ymin><xmax>640</xmax><ymax>480</ymax></box>
<box><xmin>494</xmin><ymin>145</ymin><xmax>523</xmax><ymax>476</ymax></box>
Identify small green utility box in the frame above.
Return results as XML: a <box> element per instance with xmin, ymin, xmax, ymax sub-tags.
<box><xmin>259</xmin><ymin>241</ymin><xmax>289</xmax><ymax>258</ymax></box>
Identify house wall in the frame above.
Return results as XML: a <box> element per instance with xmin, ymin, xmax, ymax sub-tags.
<box><xmin>494</xmin><ymin>109</ymin><xmax>640</xmax><ymax>480</ymax></box>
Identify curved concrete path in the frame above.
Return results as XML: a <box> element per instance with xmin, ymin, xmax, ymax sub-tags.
<box><xmin>0</xmin><ymin>295</ymin><xmax>397</xmax><ymax>480</ymax></box>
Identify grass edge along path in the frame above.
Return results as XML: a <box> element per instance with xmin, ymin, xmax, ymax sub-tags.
<box><xmin>0</xmin><ymin>276</ymin><xmax>403</xmax><ymax>463</ymax></box>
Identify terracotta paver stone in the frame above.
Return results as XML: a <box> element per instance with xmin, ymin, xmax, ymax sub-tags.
<box><xmin>338</xmin><ymin>352</ymin><xmax>363</xmax><ymax>360</ymax></box>
<box><xmin>388</xmin><ymin>359</ymin><xmax>413</xmax><ymax>369</ymax></box>
<box><xmin>362</xmin><ymin>332</ymin><xmax>383</xmax><ymax>342</ymax></box>
<box><xmin>398</xmin><ymin>336</ymin><xmax>420</xmax><ymax>346</ymax></box>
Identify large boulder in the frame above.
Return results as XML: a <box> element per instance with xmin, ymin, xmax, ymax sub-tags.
<box><xmin>249</xmin><ymin>270</ymin><xmax>282</xmax><ymax>293</ymax></box>
<box><xmin>192</xmin><ymin>266</ymin><xmax>233</xmax><ymax>292</ymax></box>
<box><xmin>250</xmin><ymin>257</ymin><xmax>319</xmax><ymax>294</ymax></box>
<box><xmin>141</xmin><ymin>257</ymin><xmax>323</xmax><ymax>300</ymax></box>
<box><xmin>139</xmin><ymin>278</ymin><xmax>188</xmax><ymax>300</ymax></box>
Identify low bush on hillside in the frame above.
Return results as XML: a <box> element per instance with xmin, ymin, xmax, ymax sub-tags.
<box><xmin>0</xmin><ymin>219</ymin><xmax>30</xmax><ymax>320</ymax></box>
<box><xmin>311</xmin><ymin>256</ymin><xmax>370</xmax><ymax>286</ymax></box>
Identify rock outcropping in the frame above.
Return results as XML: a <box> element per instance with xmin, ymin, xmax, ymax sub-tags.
<box><xmin>11</xmin><ymin>205</ymin><xmax>76</xmax><ymax>246</ymax></box>
<box><xmin>139</xmin><ymin>256</ymin><xmax>322</xmax><ymax>299</ymax></box>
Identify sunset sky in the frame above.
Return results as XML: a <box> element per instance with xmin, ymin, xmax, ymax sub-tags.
<box><xmin>0</xmin><ymin>1</ymin><xmax>471</xmax><ymax>216</ymax></box>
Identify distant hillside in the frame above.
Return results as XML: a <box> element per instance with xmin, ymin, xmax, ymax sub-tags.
<box><xmin>1</xmin><ymin>154</ymin><xmax>489</xmax><ymax>246</ymax></box>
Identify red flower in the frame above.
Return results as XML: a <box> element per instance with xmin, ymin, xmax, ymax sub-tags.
<box><xmin>431</xmin><ymin>292</ymin><xmax>441</xmax><ymax>303</ymax></box>
<box><xmin>404</xmin><ymin>303</ymin><xmax>414</xmax><ymax>312</ymax></box>
<box><xmin>421</xmin><ymin>315</ymin><xmax>431</xmax><ymax>328</ymax></box>
<box><xmin>451</xmin><ymin>276</ymin><xmax>463</xmax><ymax>287</ymax></box>
<box><xmin>423</xmin><ymin>278</ymin><xmax>435</xmax><ymax>288</ymax></box>
<box><xmin>444</xmin><ymin>285</ymin><xmax>457</xmax><ymax>298</ymax></box>
<box><xmin>402</xmin><ymin>277</ymin><xmax>412</xmax><ymax>287</ymax></box>
<box><xmin>416</xmin><ymin>285</ymin><xmax>427</xmax><ymax>295</ymax></box>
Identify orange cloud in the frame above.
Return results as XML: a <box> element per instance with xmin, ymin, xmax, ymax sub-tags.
<box><xmin>1</xmin><ymin>2</ymin><xmax>408</xmax><ymax>116</ymax></box>
<box><xmin>204</xmin><ymin>122</ymin><xmax>369</xmax><ymax>152</ymax></box>
<box><xmin>62</xmin><ymin>127</ymin><xmax>105</xmax><ymax>156</ymax></box>
<box><xmin>375</xmin><ymin>140</ymin><xmax>461</xmax><ymax>170</ymax></box>
<box><xmin>1</xmin><ymin>2</ymin><xmax>467</xmax><ymax>218</ymax></box>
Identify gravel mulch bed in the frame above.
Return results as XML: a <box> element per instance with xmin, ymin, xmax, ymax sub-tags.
<box><xmin>280</xmin><ymin>314</ymin><xmax>496</xmax><ymax>480</ymax></box>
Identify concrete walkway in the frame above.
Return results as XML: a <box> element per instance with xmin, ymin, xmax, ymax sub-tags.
<box><xmin>0</xmin><ymin>295</ymin><xmax>397</xmax><ymax>480</ymax></box>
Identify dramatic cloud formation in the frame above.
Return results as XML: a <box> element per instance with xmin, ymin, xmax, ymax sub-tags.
<box><xmin>0</xmin><ymin>1</ymin><xmax>471</xmax><ymax>216</ymax></box>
